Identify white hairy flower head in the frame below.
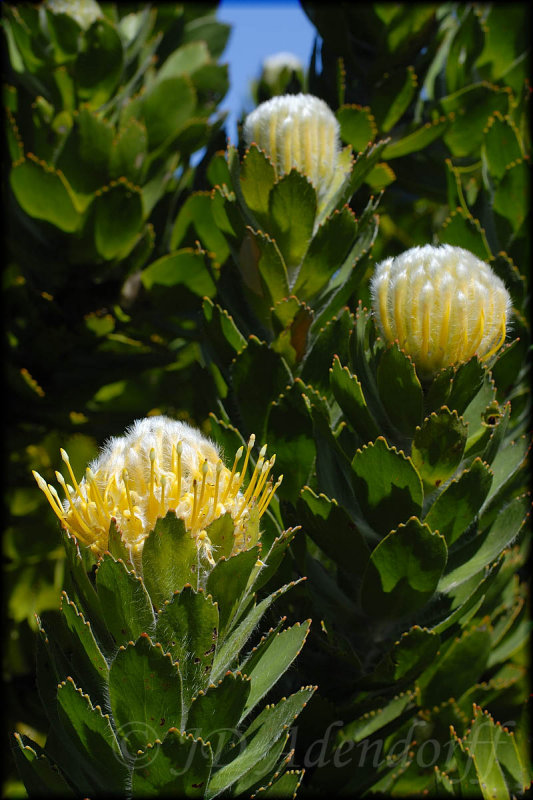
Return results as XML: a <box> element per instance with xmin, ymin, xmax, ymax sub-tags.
<box><xmin>243</xmin><ymin>93</ymin><xmax>341</xmax><ymax>205</ymax></box>
<box><xmin>33</xmin><ymin>416</ymin><xmax>281</xmax><ymax>559</ymax></box>
<box><xmin>370</xmin><ymin>244</ymin><xmax>512</xmax><ymax>379</ymax></box>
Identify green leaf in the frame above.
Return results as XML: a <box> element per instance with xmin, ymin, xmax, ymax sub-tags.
<box><xmin>76</xmin><ymin>106</ymin><xmax>113</xmax><ymax>177</ymax></box>
<box><xmin>203</xmin><ymin>298</ymin><xmax>246</xmax><ymax>368</ymax></box>
<box><xmin>183</xmin><ymin>17</ymin><xmax>231</xmax><ymax>59</ymax></box>
<box><xmin>170</xmin><ymin>192</ymin><xmax>230</xmax><ymax>264</ymax></box>
<box><xmin>95</xmin><ymin>555</ymin><xmax>155</xmax><ymax>646</ymax></box>
<box><xmin>270</xmin><ymin>297</ymin><xmax>314</xmax><ymax>368</ymax></box>
<box><xmin>141</xmin><ymin>513</ymin><xmax>199</xmax><ymax>610</ymax></box>
<box><xmin>75</xmin><ymin>18</ymin><xmax>123</xmax><ymax>108</ymax></box>
<box><xmin>239</xmin><ymin>144</ymin><xmax>276</xmax><ymax>224</ymax></box>
<box><xmin>210</xmin><ymin>581</ymin><xmax>298</xmax><ymax>682</ymax></box>
<box><xmin>206</xmin><ymin>547</ymin><xmax>260</xmax><ymax>637</ymax></box>
<box><xmin>425</xmin><ymin>356</ymin><xmax>486</xmax><ymax>416</ymax></box>
<box><xmin>461</xmin><ymin>372</ymin><xmax>498</xmax><ymax>456</ymax></box>
<box><xmin>62</xmin><ymin>533</ymin><xmax>112</xmax><ymax>650</ymax></box>
<box><xmin>56</xmin><ymin>678</ymin><xmax>128</xmax><ymax>792</ymax></box>
<box><xmin>365</xmin><ymin>161</ymin><xmax>396</xmax><ymax>190</ymax></box>
<box><xmin>253</xmin><ymin>527</ymin><xmax>299</xmax><ymax>592</ymax></box>
<box><xmin>231</xmin><ymin>336</ymin><xmax>292</xmax><ymax>439</ymax></box>
<box><xmin>480</xmin><ymin>435</ymin><xmax>530</xmax><ymax>515</ymax></box>
<box><xmin>337</xmin><ymin>104</ymin><xmax>377</xmax><ymax>152</ymax></box>
<box><xmin>12</xmin><ymin>733</ymin><xmax>75</xmax><ymax>797</ymax></box>
<box><xmin>438</xmin><ymin>207</ymin><xmax>492</xmax><ymax>260</ymax></box>
<box><xmin>330</xmin><ymin>356</ymin><xmax>379</xmax><ymax>443</ymax></box>
<box><xmin>132</xmin><ymin>729</ymin><xmax>212</xmax><ymax>797</ymax></box>
<box><xmin>242</xmin><ymin>620</ymin><xmax>310</xmax><ymax>717</ymax></box>
<box><xmin>60</xmin><ymin>591</ymin><xmax>109</xmax><ymax>694</ymax></box>
<box><xmin>376</xmin><ymin>344</ymin><xmax>423</xmax><ymax>437</ymax></box>
<box><xmin>483</xmin><ymin>112</ymin><xmax>524</xmax><ymax>180</ymax></box>
<box><xmin>458</xmin><ymin>705</ymin><xmax>527</xmax><ymax>800</ymax></box>
<box><xmin>205</xmin><ymin>512</ymin><xmax>235</xmax><ymax>561</ymax></box>
<box><xmin>44</xmin><ymin>9</ymin><xmax>81</xmax><ymax>63</ymax></box>
<box><xmin>441</xmin><ymin>83</ymin><xmax>510</xmax><ymax>157</ymax></box>
<box><xmin>233</xmin><ymin>734</ymin><xmax>289</xmax><ymax>796</ymax></box>
<box><xmin>187</xmin><ymin>671</ymin><xmax>251</xmax><ymax>753</ymax></box>
<box><xmin>368</xmin><ymin>627</ymin><xmax>441</xmax><ymax>687</ymax></box>
<box><xmin>340</xmin><ymin>690</ymin><xmax>416</xmax><ymax>743</ymax></box>
<box><xmin>361</xmin><ymin>518</ymin><xmax>447</xmax><ymax>619</ymax></box>
<box><xmin>411</xmin><ymin>408</ymin><xmax>468</xmax><ymax>492</ymax></box>
<box><xmin>155</xmin><ymin>586</ymin><xmax>219</xmax><ymax>705</ymax></box>
<box><xmin>10</xmin><ymin>157</ymin><xmax>81</xmax><ymax>232</ymax></box>
<box><xmin>372</xmin><ymin>66</ymin><xmax>417</xmax><ymax>132</ymax></box>
<box><xmin>347</xmin><ymin>138</ymin><xmax>390</xmax><ymax>196</ymax></box>
<box><xmin>110</xmin><ymin>117</ymin><xmax>147</xmax><ymax>183</ymax></box>
<box><xmin>268</xmin><ymin>170</ymin><xmax>317</xmax><ymax>272</ymax></box>
<box><xmin>309</xmin><ymin>398</ymin><xmax>358</xmax><ymax>514</ymax></box>
<box><xmin>349</xmin><ymin>303</ymin><xmax>391</xmax><ymax>433</ymax></box>
<box><xmin>424</xmin><ymin>458</ymin><xmax>493</xmax><ymax>546</ymax></box>
<box><xmin>439</xmin><ymin>493</ymin><xmax>529</xmax><ymax>593</ymax></box>
<box><xmin>300</xmin><ymin>309</ymin><xmax>354</xmax><ymax>396</ymax></box>
<box><xmin>240</xmin><ymin>228</ymin><xmax>290</xmax><ymax>313</ymax></box>
<box><xmin>351</xmin><ymin>437</ymin><xmax>423</xmax><ymax>536</ymax></box>
<box><xmin>445</xmin><ymin>7</ymin><xmax>485</xmax><ymax>94</ymax></box>
<box><xmin>493</xmin><ymin>159</ymin><xmax>529</xmax><ymax>233</ymax></box>
<box><xmin>418</xmin><ymin>625</ymin><xmax>492</xmax><ymax>707</ymax></box>
<box><xmin>206</xmin><ymin>687</ymin><xmax>315</xmax><ymax>797</ymax></box>
<box><xmin>381</xmin><ymin>116</ymin><xmax>449</xmax><ymax>159</ymax></box>
<box><xmin>292</xmin><ymin>205</ymin><xmax>359</xmax><ymax>300</ymax></box>
<box><xmin>93</xmin><ymin>181</ymin><xmax>143</xmax><ymax>261</ymax></box>
<box><xmin>256</xmin><ymin>770</ymin><xmax>304</xmax><ymax>797</ymax></box>
<box><xmin>142</xmin><ymin>76</ymin><xmax>196</xmax><ymax>148</ymax></box>
<box><xmin>142</xmin><ymin>249</ymin><xmax>216</xmax><ymax>297</ymax></box>
<box><xmin>106</xmin><ymin>520</ymin><xmax>135</xmax><ymax>569</ymax></box>
<box><xmin>109</xmin><ymin>635</ymin><xmax>183</xmax><ymax>752</ymax></box>
<box><xmin>156</xmin><ymin>41</ymin><xmax>211</xmax><ymax>81</ymax></box>
<box><xmin>265</xmin><ymin>382</ymin><xmax>315</xmax><ymax>503</ymax></box>
<box><xmin>297</xmin><ymin>487</ymin><xmax>370</xmax><ymax>577</ymax></box>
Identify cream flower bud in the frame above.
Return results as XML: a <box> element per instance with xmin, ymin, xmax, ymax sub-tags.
<box><xmin>45</xmin><ymin>0</ymin><xmax>103</xmax><ymax>29</ymax></box>
<box><xmin>243</xmin><ymin>93</ymin><xmax>341</xmax><ymax>205</ymax></box>
<box><xmin>33</xmin><ymin>416</ymin><xmax>280</xmax><ymax>559</ymax></box>
<box><xmin>261</xmin><ymin>52</ymin><xmax>303</xmax><ymax>85</ymax></box>
<box><xmin>370</xmin><ymin>244</ymin><xmax>512</xmax><ymax>380</ymax></box>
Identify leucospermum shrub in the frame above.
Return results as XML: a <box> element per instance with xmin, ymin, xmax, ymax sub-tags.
<box><xmin>16</xmin><ymin>417</ymin><xmax>313</xmax><ymax>797</ymax></box>
<box><xmin>6</xmin><ymin>3</ymin><xmax>531</xmax><ymax>799</ymax></box>
<box><xmin>177</xmin><ymin>83</ymin><xmax>530</xmax><ymax>796</ymax></box>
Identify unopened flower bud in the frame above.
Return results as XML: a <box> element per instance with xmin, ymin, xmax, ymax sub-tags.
<box><xmin>370</xmin><ymin>244</ymin><xmax>512</xmax><ymax>380</ymax></box>
<box><xmin>243</xmin><ymin>93</ymin><xmax>340</xmax><ymax>205</ymax></box>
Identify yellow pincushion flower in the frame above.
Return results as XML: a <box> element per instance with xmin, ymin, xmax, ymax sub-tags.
<box><xmin>242</xmin><ymin>93</ymin><xmax>341</xmax><ymax>206</ymax></box>
<box><xmin>370</xmin><ymin>244</ymin><xmax>512</xmax><ymax>380</ymax></box>
<box><xmin>33</xmin><ymin>416</ymin><xmax>281</xmax><ymax>561</ymax></box>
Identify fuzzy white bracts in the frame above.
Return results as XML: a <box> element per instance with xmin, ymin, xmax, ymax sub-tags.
<box><xmin>370</xmin><ymin>244</ymin><xmax>512</xmax><ymax>379</ymax></box>
<box><xmin>243</xmin><ymin>93</ymin><xmax>341</xmax><ymax>205</ymax></box>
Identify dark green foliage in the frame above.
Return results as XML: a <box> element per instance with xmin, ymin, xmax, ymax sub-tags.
<box><xmin>5</xmin><ymin>2</ymin><xmax>531</xmax><ymax>798</ymax></box>
<box><xmin>13</xmin><ymin>516</ymin><xmax>310</xmax><ymax>796</ymax></box>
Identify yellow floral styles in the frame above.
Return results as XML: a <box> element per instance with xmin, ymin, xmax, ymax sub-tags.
<box><xmin>33</xmin><ymin>416</ymin><xmax>281</xmax><ymax>560</ymax></box>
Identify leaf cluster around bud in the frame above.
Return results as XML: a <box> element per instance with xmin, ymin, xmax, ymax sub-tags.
<box><xmin>13</xmin><ymin>513</ymin><xmax>314</xmax><ymax>797</ymax></box>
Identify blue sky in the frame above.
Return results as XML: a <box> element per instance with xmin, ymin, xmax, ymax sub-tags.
<box><xmin>216</xmin><ymin>0</ymin><xmax>317</xmax><ymax>143</ymax></box>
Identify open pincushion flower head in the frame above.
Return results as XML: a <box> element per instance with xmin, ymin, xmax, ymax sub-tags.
<box><xmin>33</xmin><ymin>416</ymin><xmax>281</xmax><ymax>563</ymax></box>
<box><xmin>370</xmin><ymin>244</ymin><xmax>512</xmax><ymax>380</ymax></box>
